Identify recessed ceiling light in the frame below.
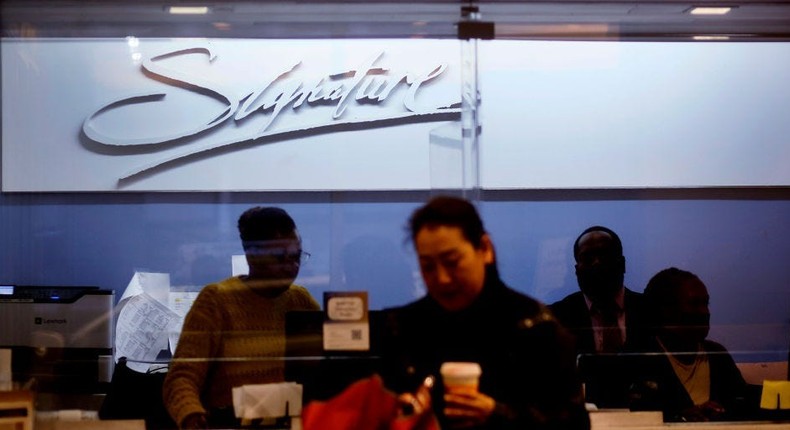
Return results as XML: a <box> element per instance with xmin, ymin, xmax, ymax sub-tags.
<box><xmin>689</xmin><ymin>7</ymin><xmax>732</xmax><ymax>15</ymax></box>
<box><xmin>168</xmin><ymin>6</ymin><xmax>210</xmax><ymax>15</ymax></box>
<box><xmin>693</xmin><ymin>35</ymin><xmax>731</xmax><ymax>40</ymax></box>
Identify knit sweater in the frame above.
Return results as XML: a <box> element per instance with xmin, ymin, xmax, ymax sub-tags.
<box><xmin>162</xmin><ymin>276</ymin><xmax>320</xmax><ymax>427</ymax></box>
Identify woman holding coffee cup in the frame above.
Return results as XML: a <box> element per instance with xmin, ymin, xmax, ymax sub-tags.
<box><xmin>379</xmin><ymin>196</ymin><xmax>589</xmax><ymax>430</ymax></box>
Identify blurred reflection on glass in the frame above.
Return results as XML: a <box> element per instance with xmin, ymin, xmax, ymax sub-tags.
<box><xmin>163</xmin><ymin>207</ymin><xmax>320</xmax><ymax>429</ymax></box>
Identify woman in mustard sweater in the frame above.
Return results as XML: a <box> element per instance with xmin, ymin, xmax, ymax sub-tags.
<box><xmin>163</xmin><ymin>207</ymin><xmax>320</xmax><ymax>429</ymax></box>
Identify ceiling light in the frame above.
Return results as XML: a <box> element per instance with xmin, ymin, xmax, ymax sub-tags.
<box><xmin>693</xmin><ymin>35</ymin><xmax>731</xmax><ymax>40</ymax></box>
<box><xmin>168</xmin><ymin>6</ymin><xmax>210</xmax><ymax>15</ymax></box>
<box><xmin>689</xmin><ymin>7</ymin><xmax>732</xmax><ymax>15</ymax></box>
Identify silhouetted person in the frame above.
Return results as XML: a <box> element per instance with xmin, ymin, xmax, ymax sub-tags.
<box><xmin>629</xmin><ymin>267</ymin><xmax>750</xmax><ymax>422</ymax></box>
<box><xmin>550</xmin><ymin>226</ymin><xmax>648</xmax><ymax>407</ymax></box>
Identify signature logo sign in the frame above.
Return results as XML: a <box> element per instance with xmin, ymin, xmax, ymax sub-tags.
<box><xmin>82</xmin><ymin>45</ymin><xmax>461</xmax><ymax>184</ymax></box>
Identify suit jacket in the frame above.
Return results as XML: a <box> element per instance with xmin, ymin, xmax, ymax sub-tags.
<box><xmin>549</xmin><ymin>288</ymin><xmax>650</xmax><ymax>408</ymax></box>
<box><xmin>549</xmin><ymin>288</ymin><xmax>649</xmax><ymax>355</ymax></box>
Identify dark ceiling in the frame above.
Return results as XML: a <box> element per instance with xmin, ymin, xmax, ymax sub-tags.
<box><xmin>2</xmin><ymin>1</ymin><xmax>790</xmax><ymax>41</ymax></box>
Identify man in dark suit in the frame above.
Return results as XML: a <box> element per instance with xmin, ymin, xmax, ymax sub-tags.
<box><xmin>550</xmin><ymin>226</ymin><xmax>648</xmax><ymax>408</ymax></box>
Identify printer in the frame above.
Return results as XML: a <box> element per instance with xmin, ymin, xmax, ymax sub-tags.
<box><xmin>0</xmin><ymin>285</ymin><xmax>114</xmax><ymax>393</ymax></box>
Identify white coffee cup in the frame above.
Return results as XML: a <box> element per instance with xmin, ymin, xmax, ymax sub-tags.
<box><xmin>440</xmin><ymin>362</ymin><xmax>482</xmax><ymax>394</ymax></box>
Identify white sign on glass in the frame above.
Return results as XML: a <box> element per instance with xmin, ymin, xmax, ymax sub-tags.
<box><xmin>2</xmin><ymin>39</ymin><xmax>462</xmax><ymax>191</ymax></box>
<box><xmin>3</xmin><ymin>39</ymin><xmax>789</xmax><ymax>191</ymax></box>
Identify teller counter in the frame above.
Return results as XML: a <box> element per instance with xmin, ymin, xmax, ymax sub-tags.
<box><xmin>22</xmin><ymin>411</ymin><xmax>790</xmax><ymax>430</ymax></box>
<box><xmin>590</xmin><ymin>411</ymin><xmax>790</xmax><ymax>430</ymax></box>
<box><xmin>34</xmin><ymin>419</ymin><xmax>145</xmax><ymax>430</ymax></box>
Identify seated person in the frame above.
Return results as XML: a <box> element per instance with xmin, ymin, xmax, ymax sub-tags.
<box><xmin>380</xmin><ymin>196</ymin><xmax>589</xmax><ymax>430</ymax></box>
<box><xmin>628</xmin><ymin>267</ymin><xmax>751</xmax><ymax>422</ymax></box>
<box><xmin>163</xmin><ymin>207</ymin><xmax>320</xmax><ymax>429</ymax></box>
<box><xmin>550</xmin><ymin>226</ymin><xmax>649</xmax><ymax>408</ymax></box>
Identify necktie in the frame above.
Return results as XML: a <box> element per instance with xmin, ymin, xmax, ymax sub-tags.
<box><xmin>599</xmin><ymin>304</ymin><xmax>623</xmax><ymax>353</ymax></box>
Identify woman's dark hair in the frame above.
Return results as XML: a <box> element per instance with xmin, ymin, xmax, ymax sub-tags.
<box><xmin>643</xmin><ymin>267</ymin><xmax>701</xmax><ymax>329</ymax></box>
<box><xmin>408</xmin><ymin>196</ymin><xmax>486</xmax><ymax>248</ymax></box>
<box><xmin>238</xmin><ymin>206</ymin><xmax>296</xmax><ymax>244</ymax></box>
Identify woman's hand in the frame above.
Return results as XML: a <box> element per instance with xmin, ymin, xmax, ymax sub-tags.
<box><xmin>397</xmin><ymin>376</ymin><xmax>435</xmax><ymax>417</ymax></box>
<box><xmin>698</xmin><ymin>400</ymin><xmax>726</xmax><ymax>420</ymax></box>
<box><xmin>180</xmin><ymin>412</ymin><xmax>208</xmax><ymax>429</ymax></box>
<box><xmin>679</xmin><ymin>401</ymin><xmax>726</xmax><ymax>422</ymax></box>
<box><xmin>443</xmin><ymin>391</ymin><xmax>496</xmax><ymax>428</ymax></box>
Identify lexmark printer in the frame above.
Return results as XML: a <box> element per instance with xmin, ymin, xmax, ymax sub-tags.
<box><xmin>0</xmin><ymin>285</ymin><xmax>114</xmax><ymax>393</ymax></box>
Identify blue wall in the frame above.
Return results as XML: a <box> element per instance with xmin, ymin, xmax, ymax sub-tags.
<box><xmin>1</xmin><ymin>189</ymin><xmax>788</xmax><ymax>361</ymax></box>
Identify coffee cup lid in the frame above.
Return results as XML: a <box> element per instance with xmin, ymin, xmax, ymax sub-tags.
<box><xmin>440</xmin><ymin>362</ymin><xmax>482</xmax><ymax>377</ymax></box>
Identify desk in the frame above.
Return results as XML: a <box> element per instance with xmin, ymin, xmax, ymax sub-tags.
<box><xmin>34</xmin><ymin>419</ymin><xmax>145</xmax><ymax>430</ymax></box>
<box><xmin>599</xmin><ymin>423</ymin><xmax>790</xmax><ymax>430</ymax></box>
<box><xmin>0</xmin><ymin>390</ymin><xmax>33</xmax><ymax>430</ymax></box>
<box><xmin>590</xmin><ymin>411</ymin><xmax>664</xmax><ymax>428</ymax></box>
<box><xmin>590</xmin><ymin>411</ymin><xmax>790</xmax><ymax>430</ymax></box>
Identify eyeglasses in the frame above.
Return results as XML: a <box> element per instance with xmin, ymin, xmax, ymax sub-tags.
<box><xmin>295</xmin><ymin>250</ymin><xmax>311</xmax><ymax>264</ymax></box>
<box><xmin>245</xmin><ymin>246</ymin><xmax>312</xmax><ymax>264</ymax></box>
